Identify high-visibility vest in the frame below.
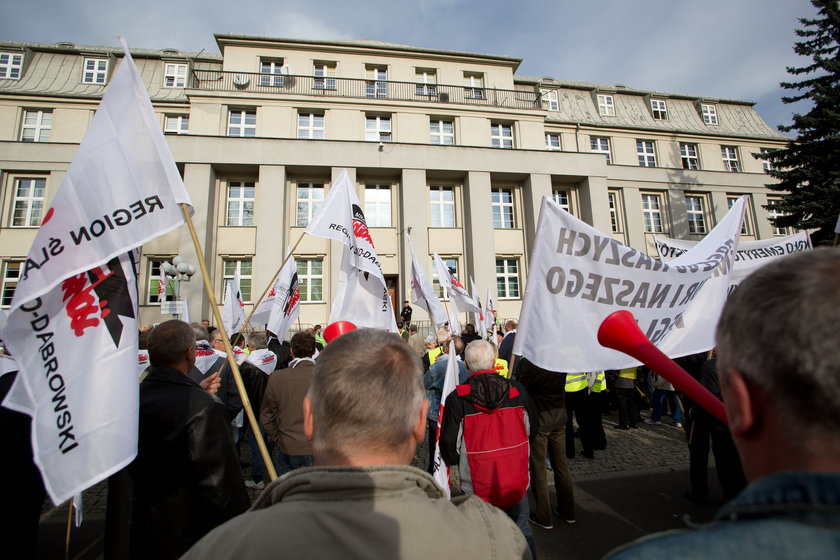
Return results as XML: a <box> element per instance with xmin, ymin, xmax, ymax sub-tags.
<box><xmin>428</xmin><ymin>346</ymin><xmax>443</xmax><ymax>364</ymax></box>
<box><xmin>618</xmin><ymin>367</ymin><xmax>637</xmax><ymax>380</ymax></box>
<box><xmin>590</xmin><ymin>371</ymin><xmax>606</xmax><ymax>393</ymax></box>
<box><xmin>493</xmin><ymin>358</ymin><xmax>509</xmax><ymax>378</ymax></box>
<box><xmin>565</xmin><ymin>372</ymin><xmax>588</xmax><ymax>392</ymax></box>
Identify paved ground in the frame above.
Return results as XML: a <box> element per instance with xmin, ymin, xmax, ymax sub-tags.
<box><xmin>35</xmin><ymin>410</ymin><xmax>728</xmax><ymax>559</ymax></box>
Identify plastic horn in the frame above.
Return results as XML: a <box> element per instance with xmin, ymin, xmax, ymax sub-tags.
<box><xmin>597</xmin><ymin>310</ymin><xmax>727</xmax><ymax>425</ymax></box>
<box><xmin>323</xmin><ymin>320</ymin><xmax>357</xmax><ymax>343</ymax></box>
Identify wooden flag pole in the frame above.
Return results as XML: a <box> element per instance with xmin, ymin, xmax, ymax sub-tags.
<box><xmin>180</xmin><ymin>204</ymin><xmax>277</xmax><ymax>481</ymax></box>
<box><xmin>65</xmin><ymin>497</ymin><xmax>73</xmax><ymax>560</ymax></box>
<box><xmin>240</xmin><ymin>231</ymin><xmax>307</xmax><ymax>334</ymax></box>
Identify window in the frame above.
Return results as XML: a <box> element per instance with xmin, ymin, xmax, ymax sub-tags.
<box><xmin>20</xmin><ymin>109</ymin><xmax>52</xmax><ymax>142</ymax></box>
<box><xmin>365</xmin><ymin>185</ymin><xmax>391</xmax><ymax>227</ymax></box>
<box><xmin>496</xmin><ymin>259</ymin><xmax>520</xmax><ymax>299</ymax></box>
<box><xmin>163</xmin><ymin>63</ymin><xmax>187</xmax><ymax>87</ymax></box>
<box><xmin>597</xmin><ymin>94</ymin><xmax>615</xmax><ymax>116</ymax></box>
<box><xmin>430</xmin><ymin>118</ymin><xmax>454</xmax><ymax>145</ymax></box>
<box><xmin>226</xmin><ymin>181</ymin><xmax>255</xmax><ymax>226</ymax></box>
<box><xmin>491</xmin><ymin>188</ymin><xmax>515</xmax><ymax>229</ymax></box>
<box><xmin>760</xmin><ymin>148</ymin><xmax>775</xmax><ymax>172</ymax></box>
<box><xmin>680</xmin><ymin>143</ymin><xmax>700</xmax><ymax>170</ymax></box>
<box><xmin>260</xmin><ymin>59</ymin><xmax>285</xmax><ymax>87</ymax></box>
<box><xmin>298</xmin><ymin>112</ymin><xmax>325</xmax><ymax>139</ymax></box>
<box><xmin>590</xmin><ymin>136</ymin><xmax>612</xmax><ymax>164</ymax></box>
<box><xmin>365</xmin><ymin>115</ymin><xmax>391</xmax><ymax>142</ymax></box>
<box><xmin>721</xmin><ymin>146</ymin><xmax>740</xmax><ymax>172</ymax></box>
<box><xmin>608</xmin><ymin>190</ymin><xmax>623</xmax><ymax>233</ymax></box>
<box><xmin>728</xmin><ymin>195</ymin><xmax>750</xmax><ymax>235</ymax></box>
<box><xmin>228</xmin><ymin>109</ymin><xmax>256</xmax><ymax>137</ymax></box>
<box><xmin>491</xmin><ymin>123</ymin><xmax>513</xmax><ymax>149</ymax></box>
<box><xmin>552</xmin><ymin>189</ymin><xmax>571</xmax><ymax>213</ymax></box>
<box><xmin>701</xmin><ymin>104</ymin><xmax>718</xmax><ymax>125</ymax></box>
<box><xmin>415</xmin><ymin>69</ymin><xmax>437</xmax><ymax>96</ymax></box>
<box><xmin>82</xmin><ymin>58</ymin><xmax>108</xmax><ymax>84</ymax></box>
<box><xmin>685</xmin><ymin>195</ymin><xmax>707</xmax><ymax>234</ymax></box>
<box><xmin>637</xmin><ymin>140</ymin><xmax>657</xmax><ymax>167</ymax></box>
<box><xmin>641</xmin><ymin>193</ymin><xmax>664</xmax><ymax>233</ymax></box>
<box><xmin>430</xmin><ymin>186</ymin><xmax>455</xmax><ymax>227</ymax></box>
<box><xmin>313</xmin><ymin>62</ymin><xmax>336</xmax><ymax>90</ymax></box>
<box><xmin>164</xmin><ymin>114</ymin><xmax>189</xmax><ymax>134</ymax></box>
<box><xmin>0</xmin><ymin>52</ymin><xmax>23</xmax><ymax>79</ymax></box>
<box><xmin>297</xmin><ymin>259</ymin><xmax>323</xmax><ymax>302</ymax></box>
<box><xmin>11</xmin><ymin>177</ymin><xmax>46</xmax><ymax>227</ymax></box>
<box><xmin>147</xmin><ymin>259</ymin><xmax>176</xmax><ymax>305</ymax></box>
<box><xmin>1</xmin><ymin>261</ymin><xmax>21</xmax><ymax>307</ymax></box>
<box><xmin>296</xmin><ymin>183</ymin><xmax>325</xmax><ymax>226</ymax></box>
<box><xmin>650</xmin><ymin>99</ymin><xmax>668</xmax><ymax>120</ymax></box>
<box><xmin>365</xmin><ymin>66</ymin><xmax>387</xmax><ymax>98</ymax></box>
<box><xmin>545</xmin><ymin>133</ymin><xmax>561</xmax><ymax>150</ymax></box>
<box><xmin>223</xmin><ymin>258</ymin><xmax>252</xmax><ymax>302</ymax></box>
<box><xmin>464</xmin><ymin>72</ymin><xmax>485</xmax><ymax>99</ymax></box>
<box><xmin>541</xmin><ymin>89</ymin><xmax>559</xmax><ymax>111</ymax></box>
<box><xmin>767</xmin><ymin>198</ymin><xmax>791</xmax><ymax>236</ymax></box>
<box><xmin>432</xmin><ymin>257</ymin><xmax>458</xmax><ymax>299</ymax></box>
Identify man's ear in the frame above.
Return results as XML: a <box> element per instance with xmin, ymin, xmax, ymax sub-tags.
<box><xmin>413</xmin><ymin>398</ymin><xmax>430</xmax><ymax>444</ymax></box>
<box><xmin>185</xmin><ymin>345</ymin><xmax>196</xmax><ymax>369</ymax></box>
<box><xmin>722</xmin><ymin>368</ymin><xmax>756</xmax><ymax>438</ymax></box>
<box><xmin>303</xmin><ymin>397</ymin><xmax>314</xmax><ymax>442</ymax></box>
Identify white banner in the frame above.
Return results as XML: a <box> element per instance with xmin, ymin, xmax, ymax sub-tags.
<box><xmin>513</xmin><ymin>196</ymin><xmax>744</xmax><ymax>373</ymax></box>
<box><xmin>471</xmin><ymin>277</ymin><xmax>486</xmax><ymax>339</ymax></box>
<box><xmin>251</xmin><ymin>247</ymin><xmax>293</xmax><ymax>327</ymax></box>
<box><xmin>654</xmin><ymin>231</ymin><xmax>812</xmax><ymax>290</ymax></box>
<box><xmin>266</xmin><ymin>253</ymin><xmax>301</xmax><ymax>341</ymax></box>
<box><xmin>330</xmin><ymin>250</ymin><xmax>397</xmax><ymax>331</ymax></box>
<box><xmin>432</xmin><ymin>342</ymin><xmax>459</xmax><ymax>497</ymax></box>
<box><xmin>484</xmin><ymin>287</ymin><xmax>496</xmax><ymax>335</ymax></box>
<box><xmin>408</xmin><ymin>237</ymin><xmax>447</xmax><ymax>325</ymax></box>
<box><xmin>222</xmin><ymin>270</ymin><xmax>246</xmax><ymax>335</ymax></box>
<box><xmin>432</xmin><ymin>253</ymin><xmax>480</xmax><ymax>314</ymax></box>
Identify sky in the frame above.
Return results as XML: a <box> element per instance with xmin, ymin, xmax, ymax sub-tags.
<box><xmin>2</xmin><ymin>0</ymin><xmax>821</xmax><ymax>134</ymax></box>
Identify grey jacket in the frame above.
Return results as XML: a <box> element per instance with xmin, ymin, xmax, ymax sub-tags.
<box><xmin>182</xmin><ymin>465</ymin><xmax>529</xmax><ymax>559</ymax></box>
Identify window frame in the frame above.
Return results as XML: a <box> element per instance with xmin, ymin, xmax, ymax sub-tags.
<box><xmin>463</xmin><ymin>72</ymin><xmax>485</xmax><ymax>100</ymax></box>
<box><xmin>1</xmin><ymin>260</ymin><xmax>22</xmax><ymax>308</ymax></box>
<box><xmin>551</xmin><ymin>189</ymin><xmax>572</xmax><ymax>214</ymax></box>
<box><xmin>680</xmin><ymin>143</ymin><xmax>700</xmax><ymax>170</ymax></box>
<box><xmin>0</xmin><ymin>52</ymin><xmax>24</xmax><ymax>79</ymax></box>
<box><xmin>721</xmin><ymin>146</ymin><xmax>741</xmax><ymax>172</ymax></box>
<box><xmin>20</xmin><ymin>109</ymin><xmax>52</xmax><ymax>142</ymax></box>
<box><xmin>590</xmin><ymin>136</ymin><xmax>612</xmax><ymax>164</ymax></box>
<box><xmin>491</xmin><ymin>122</ymin><xmax>513</xmax><ymax>149</ymax></box>
<box><xmin>222</xmin><ymin>258</ymin><xmax>252</xmax><ymax>303</ymax></box>
<box><xmin>597</xmin><ymin>94</ymin><xmax>615</xmax><ymax>116</ymax></box>
<box><xmin>10</xmin><ymin>177</ymin><xmax>46</xmax><ymax>227</ymax></box>
<box><xmin>767</xmin><ymin>198</ymin><xmax>792</xmax><ymax>236</ymax></box>
<box><xmin>364</xmin><ymin>184</ymin><xmax>392</xmax><ymax>228</ymax></box>
<box><xmin>545</xmin><ymin>133</ymin><xmax>561</xmax><ymax>151</ymax></box>
<box><xmin>415</xmin><ymin>68</ymin><xmax>437</xmax><ymax>97</ymax></box>
<box><xmin>295</xmin><ymin>182</ymin><xmax>325</xmax><ymax>227</ymax></box>
<box><xmin>298</xmin><ymin>111</ymin><xmax>325</xmax><ymax>139</ymax></box>
<box><xmin>641</xmin><ymin>192</ymin><xmax>665</xmax><ymax>234</ymax></box>
<box><xmin>727</xmin><ymin>195</ymin><xmax>751</xmax><ymax>235</ymax></box>
<box><xmin>432</xmin><ymin>256</ymin><xmax>459</xmax><ymax>300</ymax></box>
<box><xmin>164</xmin><ymin>114</ymin><xmax>189</xmax><ymax>134</ymax></box>
<box><xmin>608</xmin><ymin>190</ymin><xmax>623</xmax><ymax>233</ymax></box>
<box><xmin>163</xmin><ymin>62</ymin><xmax>188</xmax><ymax>88</ymax></box>
<box><xmin>429</xmin><ymin>118</ymin><xmax>455</xmax><ymax>145</ymax></box>
<box><xmin>637</xmin><ymin>140</ymin><xmax>657</xmax><ymax>167</ymax></box>
<box><xmin>82</xmin><ymin>58</ymin><xmax>109</xmax><ymax>84</ymax></box>
<box><xmin>701</xmin><ymin>103</ymin><xmax>719</xmax><ymax>125</ymax></box>
<box><xmin>365</xmin><ymin>114</ymin><xmax>391</xmax><ymax>142</ymax></box>
<box><xmin>365</xmin><ymin>66</ymin><xmax>388</xmax><ymax>98</ymax></box>
<box><xmin>429</xmin><ymin>185</ymin><xmax>456</xmax><ymax>228</ymax></box>
<box><xmin>540</xmin><ymin>89</ymin><xmax>559</xmax><ymax>111</ymax></box>
<box><xmin>650</xmin><ymin>99</ymin><xmax>668</xmax><ymax>120</ymax></box>
<box><xmin>313</xmin><ymin>62</ymin><xmax>336</xmax><ymax>90</ymax></box>
<box><xmin>496</xmin><ymin>258</ymin><xmax>521</xmax><ymax>300</ymax></box>
<box><xmin>685</xmin><ymin>194</ymin><xmax>708</xmax><ymax>235</ymax></box>
<box><xmin>491</xmin><ymin>187</ymin><xmax>515</xmax><ymax>229</ymax></box>
<box><xmin>147</xmin><ymin>258</ymin><xmax>176</xmax><ymax>305</ymax></box>
<box><xmin>225</xmin><ymin>181</ymin><xmax>255</xmax><ymax>227</ymax></box>
<box><xmin>760</xmin><ymin>148</ymin><xmax>775</xmax><ymax>172</ymax></box>
<box><xmin>228</xmin><ymin>108</ymin><xmax>256</xmax><ymax>137</ymax></box>
<box><xmin>296</xmin><ymin>258</ymin><xmax>324</xmax><ymax>302</ymax></box>
<box><xmin>260</xmin><ymin>59</ymin><xmax>285</xmax><ymax>87</ymax></box>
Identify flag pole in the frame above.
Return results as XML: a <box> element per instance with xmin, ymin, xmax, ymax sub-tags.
<box><xmin>241</xmin><ymin>231</ymin><xmax>307</xmax><ymax>333</ymax></box>
<box><xmin>179</xmin><ymin>204</ymin><xmax>277</xmax><ymax>481</ymax></box>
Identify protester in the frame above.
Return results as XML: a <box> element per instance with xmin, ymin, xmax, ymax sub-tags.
<box><xmin>407</xmin><ymin>324</ymin><xmax>425</xmax><ymax>357</ymax></box>
<box><xmin>609</xmin><ymin>249</ymin><xmax>840</xmax><ymax>558</ymax></box>
<box><xmin>260</xmin><ymin>332</ymin><xmax>317</xmax><ymax>474</ymax></box>
<box><xmin>564</xmin><ymin>371</ymin><xmax>590</xmax><ymax>459</ymax></box>
<box><xmin>422</xmin><ymin>336</ymin><xmax>467</xmax><ymax>474</ymax></box>
<box><xmin>460</xmin><ymin>323</ymin><xmax>480</xmax><ymax>345</ymax></box>
<box><xmin>188</xmin><ymin>324</ymin><xmax>241</xmax><ymax>421</ymax></box>
<box><xmin>240</xmin><ymin>332</ymin><xmax>277</xmax><ymax>490</ymax></box>
<box><xmin>644</xmin><ymin>372</ymin><xmax>683</xmax><ymax>428</ymax></box>
<box><xmin>312</xmin><ymin>324</ymin><xmax>326</xmax><ymax>350</ymax></box>
<box><xmin>400</xmin><ymin>300</ymin><xmax>413</xmax><ymax>327</ymax></box>
<box><xmin>183</xmin><ymin>329</ymin><xmax>528</xmax><ymax>559</ymax></box>
<box><xmin>609</xmin><ymin>367</ymin><xmax>640</xmax><ymax>429</ymax></box>
<box><xmin>127</xmin><ymin>320</ymin><xmax>249</xmax><ymax>559</ymax></box>
<box><xmin>498</xmin><ymin>319</ymin><xmax>517</xmax><ymax>363</ymax></box>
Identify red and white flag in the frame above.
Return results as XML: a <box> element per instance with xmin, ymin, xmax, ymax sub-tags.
<box><xmin>157</xmin><ymin>271</ymin><xmax>167</xmax><ymax>298</ymax></box>
<box><xmin>432</xmin><ymin>342</ymin><xmax>460</xmax><ymax>497</ymax></box>
<box><xmin>485</xmin><ymin>287</ymin><xmax>497</xmax><ymax>340</ymax></box>
<box><xmin>408</xmin><ymin>237</ymin><xmax>447</xmax><ymax>325</ymax></box>
<box><xmin>0</xmin><ymin>39</ymin><xmax>192</xmax><ymax>505</ymax></box>
<box><xmin>432</xmin><ymin>253</ymin><xmax>480</xmax><ymax>315</ymax></box>
<box><xmin>305</xmin><ymin>170</ymin><xmax>396</xmax><ymax>331</ymax></box>
<box><xmin>266</xmin><ymin>252</ymin><xmax>301</xmax><ymax>341</ymax></box>
<box><xmin>222</xmin><ymin>270</ymin><xmax>246</xmax><ymax>335</ymax></box>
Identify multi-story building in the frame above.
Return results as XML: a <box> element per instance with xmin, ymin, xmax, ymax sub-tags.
<box><xmin>0</xmin><ymin>35</ymin><xmax>789</xmax><ymax>327</ymax></box>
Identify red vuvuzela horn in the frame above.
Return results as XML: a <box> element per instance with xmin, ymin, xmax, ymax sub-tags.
<box><xmin>323</xmin><ymin>321</ymin><xmax>357</xmax><ymax>343</ymax></box>
<box><xmin>598</xmin><ymin>310</ymin><xmax>727</xmax><ymax>425</ymax></box>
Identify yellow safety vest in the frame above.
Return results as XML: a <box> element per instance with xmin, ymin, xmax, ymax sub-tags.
<box><xmin>590</xmin><ymin>371</ymin><xmax>606</xmax><ymax>393</ymax></box>
<box><xmin>565</xmin><ymin>372</ymin><xmax>588</xmax><ymax>392</ymax></box>
<box><xmin>493</xmin><ymin>358</ymin><xmax>509</xmax><ymax>378</ymax></box>
<box><xmin>618</xmin><ymin>367</ymin><xmax>637</xmax><ymax>380</ymax></box>
<box><xmin>428</xmin><ymin>346</ymin><xmax>443</xmax><ymax>364</ymax></box>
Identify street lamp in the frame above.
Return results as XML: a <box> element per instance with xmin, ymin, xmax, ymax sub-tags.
<box><xmin>160</xmin><ymin>256</ymin><xmax>196</xmax><ymax>319</ymax></box>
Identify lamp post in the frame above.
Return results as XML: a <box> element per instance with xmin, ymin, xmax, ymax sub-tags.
<box><xmin>160</xmin><ymin>256</ymin><xmax>196</xmax><ymax>319</ymax></box>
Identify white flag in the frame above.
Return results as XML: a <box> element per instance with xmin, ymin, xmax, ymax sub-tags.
<box><xmin>432</xmin><ymin>253</ymin><xmax>480</xmax><ymax>314</ymax></box>
<box><xmin>157</xmin><ymin>272</ymin><xmax>167</xmax><ymax>299</ymax></box>
<box><xmin>305</xmin><ymin>170</ymin><xmax>396</xmax><ymax>331</ymax></box>
<box><xmin>266</xmin><ymin>254</ymin><xmax>301</xmax><ymax>341</ymax></box>
<box><xmin>251</xmin><ymin>247</ymin><xmax>293</xmax><ymax>327</ymax></box>
<box><xmin>470</xmin><ymin>277</ymin><xmax>486</xmax><ymax>339</ymax></box>
<box><xmin>432</xmin><ymin>342</ymin><xmax>460</xmax><ymax>497</ymax></box>
<box><xmin>484</xmin><ymin>286</ymin><xmax>497</xmax><ymax>335</ymax></box>
<box><xmin>180</xmin><ymin>296</ymin><xmax>191</xmax><ymax>324</ymax></box>
<box><xmin>0</xmin><ymin>41</ymin><xmax>192</xmax><ymax>505</ymax></box>
<box><xmin>513</xmin><ymin>196</ymin><xmax>744</xmax><ymax>373</ymax></box>
<box><xmin>433</xmin><ymin>254</ymin><xmax>462</xmax><ymax>334</ymax></box>
<box><xmin>408</xmin><ymin>237</ymin><xmax>447</xmax><ymax>325</ymax></box>
<box><xmin>222</xmin><ymin>270</ymin><xmax>247</xmax><ymax>335</ymax></box>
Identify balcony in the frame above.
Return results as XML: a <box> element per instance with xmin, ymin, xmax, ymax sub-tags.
<box><xmin>190</xmin><ymin>70</ymin><xmax>540</xmax><ymax>110</ymax></box>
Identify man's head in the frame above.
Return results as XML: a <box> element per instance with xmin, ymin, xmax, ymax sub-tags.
<box><xmin>209</xmin><ymin>330</ymin><xmax>225</xmax><ymax>352</ymax></box>
<box><xmin>201</xmin><ymin>319</ymin><xmax>210</xmax><ymax>329</ymax></box>
<box><xmin>441</xmin><ymin>335</ymin><xmax>464</xmax><ymax>355</ymax></box>
<box><xmin>397</xmin><ymin>321</ymin><xmax>404</xmax><ymax>330</ymax></box>
<box><xmin>303</xmin><ymin>328</ymin><xmax>427</xmax><ymax>466</ymax></box>
<box><xmin>148</xmin><ymin>320</ymin><xmax>196</xmax><ymax>373</ymax></box>
<box><xmin>247</xmin><ymin>332</ymin><xmax>268</xmax><ymax>351</ymax></box>
<box><xmin>464</xmin><ymin>323</ymin><xmax>476</xmax><ymax>335</ymax></box>
<box><xmin>465</xmin><ymin>340</ymin><xmax>496</xmax><ymax>372</ymax></box>
<box><xmin>716</xmin><ymin>248</ymin><xmax>840</xmax><ymax>477</ymax></box>
<box><xmin>436</xmin><ymin>329</ymin><xmax>450</xmax><ymax>345</ymax></box>
<box><xmin>409</xmin><ymin>325</ymin><xmax>418</xmax><ymax>334</ymax></box>
<box><xmin>504</xmin><ymin>319</ymin><xmax>518</xmax><ymax>332</ymax></box>
<box><xmin>403</xmin><ymin>300</ymin><xmax>409</xmax><ymax>307</ymax></box>
<box><xmin>191</xmin><ymin>323</ymin><xmax>210</xmax><ymax>342</ymax></box>
<box><xmin>290</xmin><ymin>331</ymin><xmax>316</xmax><ymax>359</ymax></box>
<box><xmin>313</xmin><ymin>324</ymin><xmax>322</xmax><ymax>334</ymax></box>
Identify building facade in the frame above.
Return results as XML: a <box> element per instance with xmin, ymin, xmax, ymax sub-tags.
<box><xmin>0</xmin><ymin>35</ymin><xmax>790</xmax><ymax>328</ymax></box>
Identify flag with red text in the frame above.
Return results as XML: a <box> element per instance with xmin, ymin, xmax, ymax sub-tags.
<box><xmin>266</xmin><ymin>253</ymin><xmax>301</xmax><ymax>341</ymax></box>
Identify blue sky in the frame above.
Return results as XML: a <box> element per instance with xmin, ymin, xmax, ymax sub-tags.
<box><xmin>3</xmin><ymin>0</ymin><xmax>820</xmax><ymax>133</ymax></box>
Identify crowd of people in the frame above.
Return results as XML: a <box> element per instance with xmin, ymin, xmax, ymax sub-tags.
<box><xmin>2</xmin><ymin>249</ymin><xmax>840</xmax><ymax>558</ymax></box>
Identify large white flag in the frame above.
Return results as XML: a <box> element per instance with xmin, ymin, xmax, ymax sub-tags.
<box><xmin>222</xmin><ymin>270</ymin><xmax>246</xmax><ymax>335</ymax></box>
<box><xmin>251</xmin><ymin>247</ymin><xmax>292</xmax><ymax>327</ymax></box>
<box><xmin>654</xmin><ymin>231</ymin><xmax>811</xmax><ymax>291</ymax></box>
<box><xmin>0</xmin><ymin>40</ymin><xmax>192</xmax><ymax>505</ymax></box>
<box><xmin>305</xmin><ymin>170</ymin><xmax>396</xmax><ymax>331</ymax></box>
<box><xmin>432</xmin><ymin>253</ymin><xmax>481</xmax><ymax>314</ymax></box>
<box><xmin>408</xmin><ymin>237</ymin><xmax>447</xmax><ymax>325</ymax></box>
<box><xmin>266</xmin><ymin>254</ymin><xmax>301</xmax><ymax>341</ymax></box>
<box><xmin>471</xmin><ymin>277</ymin><xmax>486</xmax><ymax>339</ymax></box>
<box><xmin>432</xmin><ymin>254</ymin><xmax>462</xmax><ymax>334</ymax></box>
<box><xmin>513</xmin><ymin>196</ymin><xmax>744</xmax><ymax>373</ymax></box>
<box><xmin>432</xmin><ymin>342</ymin><xmax>460</xmax><ymax>497</ymax></box>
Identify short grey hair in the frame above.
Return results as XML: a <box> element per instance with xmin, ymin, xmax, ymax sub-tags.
<box><xmin>465</xmin><ymin>340</ymin><xmax>496</xmax><ymax>371</ymax></box>
<box><xmin>307</xmin><ymin>328</ymin><xmax>424</xmax><ymax>460</ymax></box>
<box><xmin>149</xmin><ymin>320</ymin><xmax>196</xmax><ymax>368</ymax></box>
<box><xmin>716</xmin><ymin>248</ymin><xmax>840</xmax><ymax>437</ymax></box>
<box><xmin>247</xmin><ymin>331</ymin><xmax>268</xmax><ymax>349</ymax></box>
<box><xmin>505</xmin><ymin>319</ymin><xmax>518</xmax><ymax>331</ymax></box>
<box><xmin>190</xmin><ymin>323</ymin><xmax>209</xmax><ymax>342</ymax></box>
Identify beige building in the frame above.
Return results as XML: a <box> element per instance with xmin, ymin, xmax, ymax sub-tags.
<box><xmin>0</xmin><ymin>35</ymin><xmax>790</xmax><ymax>329</ymax></box>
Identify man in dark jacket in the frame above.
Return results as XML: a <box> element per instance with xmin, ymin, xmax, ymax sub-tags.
<box><xmin>129</xmin><ymin>320</ymin><xmax>249</xmax><ymax>559</ymax></box>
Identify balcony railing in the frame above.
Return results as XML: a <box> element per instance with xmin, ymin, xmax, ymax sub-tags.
<box><xmin>190</xmin><ymin>70</ymin><xmax>541</xmax><ymax>110</ymax></box>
